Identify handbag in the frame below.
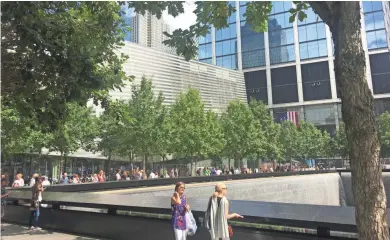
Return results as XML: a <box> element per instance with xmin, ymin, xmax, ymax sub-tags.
<box><xmin>228</xmin><ymin>225</ymin><xmax>233</xmax><ymax>237</ymax></box>
<box><xmin>30</xmin><ymin>200</ymin><xmax>39</xmax><ymax>209</ymax></box>
<box><xmin>186</xmin><ymin>211</ymin><xmax>197</xmax><ymax>236</ymax></box>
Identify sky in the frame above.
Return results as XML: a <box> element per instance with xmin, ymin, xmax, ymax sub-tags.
<box><xmin>163</xmin><ymin>1</ymin><xmax>197</xmax><ymax>32</ymax></box>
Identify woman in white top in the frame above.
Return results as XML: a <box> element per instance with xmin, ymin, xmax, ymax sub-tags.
<box><xmin>205</xmin><ymin>183</ymin><xmax>243</xmax><ymax>240</ymax></box>
<box><xmin>12</xmin><ymin>174</ymin><xmax>24</xmax><ymax>187</ymax></box>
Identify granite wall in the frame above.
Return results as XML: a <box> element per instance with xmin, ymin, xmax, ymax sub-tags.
<box><xmin>340</xmin><ymin>172</ymin><xmax>390</xmax><ymax>207</ymax></box>
<box><xmin>122</xmin><ymin>173</ymin><xmax>342</xmax><ymax>206</ymax></box>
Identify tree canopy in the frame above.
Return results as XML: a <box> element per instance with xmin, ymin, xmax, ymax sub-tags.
<box><xmin>1</xmin><ymin>1</ymin><xmax>132</xmax><ymax>130</ymax></box>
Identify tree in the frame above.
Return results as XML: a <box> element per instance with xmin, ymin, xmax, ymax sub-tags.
<box><xmin>169</xmin><ymin>89</ymin><xmax>222</xmax><ymax>175</ymax></box>
<box><xmin>249</xmin><ymin>99</ymin><xmax>283</xmax><ymax>162</ymax></box>
<box><xmin>279</xmin><ymin>120</ymin><xmax>299</xmax><ymax>166</ymax></box>
<box><xmin>221</xmin><ymin>100</ymin><xmax>264</xmax><ymax>168</ymax></box>
<box><xmin>379</xmin><ymin>112</ymin><xmax>390</xmax><ymax>159</ymax></box>
<box><xmin>296</xmin><ymin>121</ymin><xmax>329</xmax><ymax>160</ymax></box>
<box><xmin>1</xmin><ymin>2</ymin><xmax>132</xmax><ymax>130</ymax></box>
<box><xmin>153</xmin><ymin>105</ymin><xmax>172</xmax><ymax>175</ymax></box>
<box><xmin>129</xmin><ymin>77</ymin><xmax>165</xmax><ymax>171</ymax></box>
<box><xmin>129</xmin><ymin>1</ymin><xmax>388</xmax><ymax>237</ymax></box>
<box><xmin>1</xmin><ymin>101</ymin><xmax>53</xmax><ymax>173</ymax></box>
<box><xmin>49</xmin><ymin>103</ymin><xmax>97</xmax><ymax>178</ymax></box>
<box><xmin>97</xmin><ymin>100</ymin><xmax>133</xmax><ymax>178</ymax></box>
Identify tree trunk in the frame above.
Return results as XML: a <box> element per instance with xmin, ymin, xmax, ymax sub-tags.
<box><xmin>332</xmin><ymin>2</ymin><xmax>389</xmax><ymax>239</ymax></box>
<box><xmin>143</xmin><ymin>154</ymin><xmax>147</xmax><ymax>172</ymax></box>
<box><xmin>106</xmin><ymin>150</ymin><xmax>112</xmax><ymax>181</ymax></box>
<box><xmin>228</xmin><ymin>158</ymin><xmax>231</xmax><ymax>169</ymax></box>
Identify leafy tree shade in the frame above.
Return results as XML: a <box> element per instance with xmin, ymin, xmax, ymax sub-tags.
<box><xmin>97</xmin><ymin>100</ymin><xmax>133</xmax><ymax>177</ymax></box>
<box><xmin>1</xmin><ymin>2</ymin><xmax>131</xmax><ymax>130</ymax></box>
<box><xmin>221</xmin><ymin>100</ymin><xmax>264</xmax><ymax>168</ymax></box>
<box><xmin>129</xmin><ymin>77</ymin><xmax>165</xmax><ymax>171</ymax></box>
<box><xmin>249</xmin><ymin>100</ymin><xmax>283</xmax><ymax>161</ymax></box>
<box><xmin>279</xmin><ymin>121</ymin><xmax>299</xmax><ymax>165</ymax></box>
<box><xmin>49</xmin><ymin>103</ymin><xmax>97</xmax><ymax>179</ymax></box>
<box><xmin>169</xmin><ymin>89</ymin><xmax>223</xmax><ymax>175</ymax></box>
<box><xmin>333</xmin><ymin>123</ymin><xmax>349</xmax><ymax>160</ymax></box>
<box><xmin>296</xmin><ymin>121</ymin><xmax>330</xmax><ymax>160</ymax></box>
<box><xmin>1</xmin><ymin>101</ymin><xmax>53</xmax><ymax>160</ymax></box>
<box><xmin>130</xmin><ymin>1</ymin><xmax>389</xmax><ymax>237</ymax></box>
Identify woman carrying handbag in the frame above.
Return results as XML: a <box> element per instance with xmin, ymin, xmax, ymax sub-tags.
<box><xmin>205</xmin><ymin>183</ymin><xmax>243</xmax><ymax>240</ymax></box>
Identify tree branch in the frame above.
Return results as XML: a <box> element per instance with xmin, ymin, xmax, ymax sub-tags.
<box><xmin>308</xmin><ymin>1</ymin><xmax>333</xmax><ymax>29</ymax></box>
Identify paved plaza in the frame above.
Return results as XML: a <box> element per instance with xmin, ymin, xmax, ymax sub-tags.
<box><xmin>0</xmin><ymin>223</ymin><xmax>103</xmax><ymax>240</ymax></box>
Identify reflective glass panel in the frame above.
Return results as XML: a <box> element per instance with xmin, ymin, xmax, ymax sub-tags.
<box><xmin>199</xmin><ymin>43</ymin><xmax>212</xmax><ymax>59</ymax></box>
<box><xmin>200</xmin><ymin>58</ymin><xmax>212</xmax><ymax>64</ymax></box>
<box><xmin>270</xmin><ymin>44</ymin><xmax>295</xmax><ymax>64</ymax></box>
<box><xmin>242</xmin><ymin>49</ymin><xmax>266</xmax><ymax>68</ymax></box>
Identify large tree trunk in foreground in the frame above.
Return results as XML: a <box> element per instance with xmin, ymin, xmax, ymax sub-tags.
<box><xmin>332</xmin><ymin>2</ymin><xmax>389</xmax><ymax>239</ymax></box>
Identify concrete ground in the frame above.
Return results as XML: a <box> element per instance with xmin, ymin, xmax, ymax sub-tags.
<box><xmin>0</xmin><ymin>223</ymin><xmax>103</xmax><ymax>240</ymax></box>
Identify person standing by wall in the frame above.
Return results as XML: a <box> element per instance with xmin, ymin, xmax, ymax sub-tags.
<box><xmin>171</xmin><ymin>182</ymin><xmax>190</xmax><ymax>240</ymax></box>
<box><xmin>205</xmin><ymin>183</ymin><xmax>243</xmax><ymax>240</ymax></box>
<box><xmin>29</xmin><ymin>177</ymin><xmax>44</xmax><ymax>230</ymax></box>
<box><xmin>1</xmin><ymin>178</ymin><xmax>11</xmax><ymax>231</ymax></box>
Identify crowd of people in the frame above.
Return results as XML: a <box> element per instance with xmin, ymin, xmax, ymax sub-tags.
<box><xmin>1</xmin><ymin>163</ymin><xmax>326</xmax><ymax>188</ymax></box>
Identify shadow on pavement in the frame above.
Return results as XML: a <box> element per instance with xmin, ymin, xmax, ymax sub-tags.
<box><xmin>0</xmin><ymin>223</ymin><xmax>103</xmax><ymax>240</ymax></box>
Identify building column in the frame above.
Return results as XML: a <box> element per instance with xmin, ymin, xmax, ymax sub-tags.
<box><xmin>264</xmin><ymin>32</ymin><xmax>273</xmax><ymax>108</ymax></box>
<box><xmin>211</xmin><ymin>26</ymin><xmax>216</xmax><ymax>65</ymax></box>
<box><xmin>292</xmin><ymin>4</ymin><xmax>304</xmax><ymax>105</ymax></box>
<box><xmin>235</xmin><ymin>1</ymin><xmax>243</xmax><ymax>70</ymax></box>
<box><xmin>334</xmin><ymin>103</ymin><xmax>340</xmax><ymax>129</ymax></box>
<box><xmin>325</xmin><ymin>25</ymin><xmax>338</xmax><ymax>100</ymax></box>
<box><xmin>359</xmin><ymin>1</ymin><xmax>373</xmax><ymax>93</ymax></box>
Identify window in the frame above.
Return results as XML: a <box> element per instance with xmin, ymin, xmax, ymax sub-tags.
<box><xmin>270</xmin><ymin>1</ymin><xmax>292</xmax><ymax>15</ymax></box>
<box><xmin>200</xmin><ymin>58</ymin><xmax>212</xmax><ymax>64</ymax></box>
<box><xmin>298</xmin><ymin>8</ymin><xmax>327</xmax><ymax>60</ymax></box>
<box><xmin>268</xmin><ymin>10</ymin><xmax>295</xmax><ymax>64</ymax></box>
<box><xmin>198</xmin><ymin>27</ymin><xmax>212</xmax><ymax>63</ymax></box>
<box><xmin>215</xmin><ymin>23</ymin><xmax>237</xmax><ymax>41</ymax></box>
<box><xmin>363</xmin><ymin>1</ymin><xmax>388</xmax><ymax>50</ymax></box>
<box><xmin>199</xmin><ymin>29</ymin><xmax>212</xmax><ymax>44</ymax></box>
<box><xmin>199</xmin><ymin>43</ymin><xmax>212</xmax><ymax>59</ymax></box>
<box><xmin>241</xmin><ymin>20</ymin><xmax>266</xmax><ymax>68</ymax></box>
<box><xmin>216</xmin><ymin>55</ymin><xmax>237</xmax><ymax>70</ymax></box>
<box><xmin>370</xmin><ymin>53</ymin><xmax>390</xmax><ymax>94</ymax></box>
<box><xmin>271</xmin><ymin>66</ymin><xmax>298</xmax><ymax>104</ymax></box>
<box><xmin>244</xmin><ymin>70</ymin><xmax>268</xmax><ymax>104</ymax></box>
<box><xmin>301</xmin><ymin>61</ymin><xmax>332</xmax><ymax>101</ymax></box>
<box><xmin>269</xmin><ymin>45</ymin><xmax>295</xmax><ymax>64</ymax></box>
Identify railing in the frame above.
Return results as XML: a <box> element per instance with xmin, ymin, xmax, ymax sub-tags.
<box><xmin>3</xmin><ymin>192</ymin><xmax>361</xmax><ymax>239</ymax></box>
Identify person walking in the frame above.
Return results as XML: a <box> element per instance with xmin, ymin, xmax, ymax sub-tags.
<box><xmin>171</xmin><ymin>182</ymin><xmax>190</xmax><ymax>240</ymax></box>
<box><xmin>29</xmin><ymin>177</ymin><xmax>44</xmax><ymax>230</ymax></box>
<box><xmin>205</xmin><ymin>183</ymin><xmax>243</xmax><ymax>240</ymax></box>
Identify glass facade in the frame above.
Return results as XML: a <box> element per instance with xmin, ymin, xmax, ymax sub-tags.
<box><xmin>240</xmin><ymin>2</ymin><xmax>266</xmax><ymax>69</ymax></box>
<box><xmin>363</xmin><ymin>1</ymin><xmax>388</xmax><ymax>50</ymax></box>
<box><xmin>298</xmin><ymin>8</ymin><xmax>327</xmax><ymax>60</ymax></box>
<box><xmin>198</xmin><ymin>28</ymin><xmax>213</xmax><ymax>64</ymax></box>
<box><xmin>268</xmin><ymin>1</ymin><xmax>295</xmax><ymax>65</ymax></box>
<box><xmin>196</xmin><ymin>1</ymin><xmax>390</xmax><ymax>133</ymax></box>
<box><xmin>121</xmin><ymin>4</ymin><xmax>134</xmax><ymax>42</ymax></box>
<box><xmin>215</xmin><ymin>2</ymin><xmax>238</xmax><ymax>70</ymax></box>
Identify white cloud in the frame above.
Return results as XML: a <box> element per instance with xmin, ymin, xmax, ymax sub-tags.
<box><xmin>163</xmin><ymin>1</ymin><xmax>197</xmax><ymax>32</ymax></box>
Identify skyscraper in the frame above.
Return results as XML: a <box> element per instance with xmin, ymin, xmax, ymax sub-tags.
<box><xmin>199</xmin><ymin>1</ymin><xmax>390</xmax><ymax>136</ymax></box>
<box><xmin>120</xmin><ymin>4</ymin><xmax>175</xmax><ymax>54</ymax></box>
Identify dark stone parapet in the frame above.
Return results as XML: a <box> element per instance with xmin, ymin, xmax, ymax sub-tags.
<box><xmin>9</xmin><ymin>170</ymin><xmax>336</xmax><ymax>192</ymax></box>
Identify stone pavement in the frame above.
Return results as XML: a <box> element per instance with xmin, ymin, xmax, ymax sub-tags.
<box><xmin>0</xmin><ymin>223</ymin><xmax>104</xmax><ymax>240</ymax></box>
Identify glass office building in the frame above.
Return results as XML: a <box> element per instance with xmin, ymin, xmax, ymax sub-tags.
<box><xmin>199</xmin><ymin>1</ymin><xmax>390</xmax><ymax>135</ymax></box>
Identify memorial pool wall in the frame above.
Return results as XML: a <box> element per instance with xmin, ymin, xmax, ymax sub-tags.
<box><xmin>115</xmin><ymin>173</ymin><xmax>345</xmax><ymax>206</ymax></box>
